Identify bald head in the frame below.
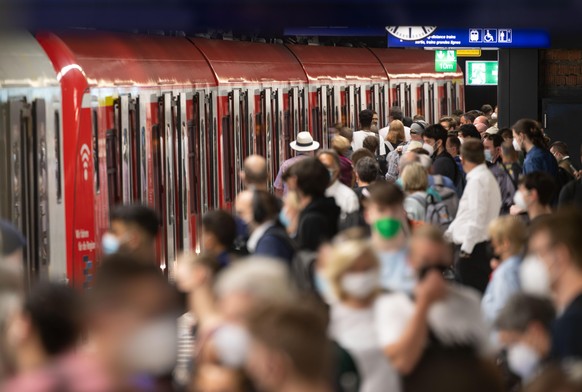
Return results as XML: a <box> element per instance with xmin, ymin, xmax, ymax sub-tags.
<box><xmin>242</xmin><ymin>155</ymin><xmax>268</xmax><ymax>190</ymax></box>
<box><xmin>474</xmin><ymin>116</ymin><xmax>489</xmax><ymax>127</ymax></box>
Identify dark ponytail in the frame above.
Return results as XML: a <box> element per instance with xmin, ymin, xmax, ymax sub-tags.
<box><xmin>512</xmin><ymin>119</ymin><xmax>548</xmax><ymax>149</ymax></box>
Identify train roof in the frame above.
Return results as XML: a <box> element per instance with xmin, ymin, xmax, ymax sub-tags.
<box><xmin>286</xmin><ymin>44</ymin><xmax>387</xmax><ymax>82</ymax></box>
<box><xmin>190</xmin><ymin>38</ymin><xmax>307</xmax><ymax>85</ymax></box>
<box><xmin>369</xmin><ymin>48</ymin><xmax>463</xmax><ymax>79</ymax></box>
<box><xmin>0</xmin><ymin>32</ymin><xmax>58</xmax><ymax>88</ymax></box>
<box><xmin>48</xmin><ymin>32</ymin><xmax>216</xmax><ymax>87</ymax></box>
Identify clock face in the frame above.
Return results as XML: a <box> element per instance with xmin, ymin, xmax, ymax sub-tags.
<box><xmin>386</xmin><ymin>26</ymin><xmax>437</xmax><ymax>41</ymax></box>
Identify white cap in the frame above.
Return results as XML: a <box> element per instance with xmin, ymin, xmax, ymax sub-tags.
<box><xmin>485</xmin><ymin>127</ymin><xmax>499</xmax><ymax>135</ymax></box>
<box><xmin>290</xmin><ymin>132</ymin><xmax>320</xmax><ymax>152</ymax></box>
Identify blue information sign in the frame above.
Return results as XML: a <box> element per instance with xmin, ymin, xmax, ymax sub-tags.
<box><xmin>387</xmin><ymin>28</ymin><xmax>550</xmax><ymax>48</ymax></box>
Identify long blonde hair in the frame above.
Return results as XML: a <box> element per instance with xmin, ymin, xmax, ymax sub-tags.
<box><xmin>386</xmin><ymin>120</ymin><xmax>405</xmax><ymax>145</ymax></box>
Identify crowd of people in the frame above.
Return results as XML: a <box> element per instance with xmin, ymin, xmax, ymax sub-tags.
<box><xmin>1</xmin><ymin>104</ymin><xmax>582</xmax><ymax>392</ymax></box>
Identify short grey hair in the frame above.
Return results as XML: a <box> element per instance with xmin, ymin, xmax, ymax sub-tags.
<box><xmin>214</xmin><ymin>257</ymin><xmax>295</xmax><ymax>303</ymax></box>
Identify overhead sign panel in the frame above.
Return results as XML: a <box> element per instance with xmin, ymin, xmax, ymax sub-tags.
<box><xmin>435</xmin><ymin>50</ymin><xmax>457</xmax><ymax>72</ymax></box>
<box><xmin>387</xmin><ymin>28</ymin><xmax>550</xmax><ymax>48</ymax></box>
<box><xmin>466</xmin><ymin>61</ymin><xmax>498</xmax><ymax>86</ymax></box>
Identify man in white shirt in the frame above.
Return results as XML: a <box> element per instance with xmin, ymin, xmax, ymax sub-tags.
<box><xmin>445</xmin><ymin>139</ymin><xmax>502</xmax><ymax>293</ymax></box>
<box><xmin>352</xmin><ymin>109</ymin><xmax>379</xmax><ymax>152</ymax></box>
<box><xmin>379</xmin><ymin>107</ymin><xmax>412</xmax><ymax>150</ymax></box>
<box><xmin>317</xmin><ymin>150</ymin><xmax>360</xmax><ymax>230</ymax></box>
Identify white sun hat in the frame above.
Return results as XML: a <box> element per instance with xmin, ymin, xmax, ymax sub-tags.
<box><xmin>290</xmin><ymin>131</ymin><xmax>320</xmax><ymax>152</ymax></box>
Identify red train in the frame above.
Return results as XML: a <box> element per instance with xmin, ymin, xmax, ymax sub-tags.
<box><xmin>0</xmin><ymin>32</ymin><xmax>464</xmax><ymax>287</ymax></box>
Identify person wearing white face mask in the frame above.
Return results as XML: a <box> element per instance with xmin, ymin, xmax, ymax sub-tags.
<box><xmin>524</xmin><ymin>209</ymin><xmax>582</xmax><ymax>361</ymax></box>
<box><xmin>494</xmin><ymin>294</ymin><xmax>555</xmax><ymax>385</ymax></box>
<box><xmin>101</xmin><ymin>204</ymin><xmax>160</xmax><ymax>264</ymax></box>
<box><xmin>510</xmin><ymin>172</ymin><xmax>556</xmax><ymax>223</ymax></box>
<box><xmin>325</xmin><ymin>238</ymin><xmax>401</xmax><ymax>392</ymax></box>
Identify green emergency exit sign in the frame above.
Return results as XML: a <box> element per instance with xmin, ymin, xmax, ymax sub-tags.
<box><xmin>435</xmin><ymin>50</ymin><xmax>457</xmax><ymax>72</ymax></box>
<box><xmin>466</xmin><ymin>61</ymin><xmax>498</xmax><ymax>86</ymax></box>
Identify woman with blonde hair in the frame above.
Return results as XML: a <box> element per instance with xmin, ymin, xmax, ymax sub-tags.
<box><xmin>481</xmin><ymin>215</ymin><xmax>527</xmax><ymax>323</ymax></box>
<box><xmin>323</xmin><ymin>238</ymin><xmax>400</xmax><ymax>392</ymax></box>
<box><xmin>401</xmin><ymin>162</ymin><xmax>429</xmax><ymax>222</ymax></box>
<box><xmin>384</xmin><ymin>120</ymin><xmax>406</xmax><ymax>154</ymax></box>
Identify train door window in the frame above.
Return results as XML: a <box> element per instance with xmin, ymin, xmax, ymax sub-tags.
<box><xmin>189</xmin><ymin>94</ymin><xmax>200</xmax><ymax>215</ymax></box>
<box><xmin>300</xmin><ymin>88</ymin><xmax>308</xmax><ymax>134</ymax></box>
<box><xmin>205</xmin><ymin>93</ymin><xmax>218</xmax><ymax>210</ymax></box>
<box><xmin>92</xmin><ymin>109</ymin><xmax>100</xmax><ymax>194</ymax></box>
<box><xmin>315</xmin><ymin>86</ymin><xmax>326</xmax><ymax>148</ymax></box>
<box><xmin>31</xmin><ymin>100</ymin><xmax>49</xmax><ymax>276</ymax></box>
<box><xmin>115</xmin><ymin>96</ymin><xmax>131</xmax><ymax>203</ymax></box>
<box><xmin>429</xmin><ymin>83</ymin><xmax>435</xmax><ymax>123</ymax></box>
<box><xmin>255</xmin><ymin>112</ymin><xmax>266</xmax><ymax>158</ymax></box>
<box><xmin>441</xmin><ymin>83</ymin><xmax>449</xmax><ymax>117</ymax></box>
<box><xmin>405</xmin><ymin>83</ymin><xmax>412</xmax><ymax>117</ymax></box>
<box><xmin>222</xmin><ymin>112</ymin><xmax>234</xmax><ymax>203</ymax></box>
<box><xmin>371</xmin><ymin>84</ymin><xmax>382</xmax><ymax>125</ymax></box>
<box><xmin>451</xmin><ymin>82</ymin><xmax>458</xmax><ymax>113</ymax></box>
<box><xmin>128</xmin><ymin>98</ymin><xmax>141</xmax><ymax>201</ymax></box>
<box><xmin>272</xmin><ymin>88</ymin><xmax>284</xmax><ymax>175</ymax></box>
<box><xmin>105</xmin><ymin>129</ymin><xmax>120</xmax><ymax>206</ymax></box>
<box><xmin>346</xmin><ymin>85</ymin><xmax>356</xmax><ymax>129</ymax></box>
<box><xmin>417</xmin><ymin>84</ymin><xmax>425</xmax><ymax>119</ymax></box>
<box><xmin>260</xmin><ymin>88</ymin><xmax>272</xmax><ymax>189</ymax></box>
<box><xmin>54</xmin><ymin>110</ymin><xmax>62</xmax><ymax>203</ymax></box>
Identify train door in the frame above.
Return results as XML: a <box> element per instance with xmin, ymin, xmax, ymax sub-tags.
<box><xmin>423</xmin><ymin>82</ymin><xmax>436</xmax><ymax>124</ymax></box>
<box><xmin>225</xmin><ymin>89</ymin><xmax>243</xmax><ymax>200</ymax></box>
<box><xmin>451</xmin><ymin>81</ymin><xmax>459</xmax><ymax>114</ymax></box>
<box><xmin>441</xmin><ymin>82</ymin><xmax>452</xmax><ymax>117</ymax></box>
<box><xmin>189</xmin><ymin>92</ymin><xmax>203</xmax><ymax>252</ymax></box>
<box><xmin>371</xmin><ymin>84</ymin><xmax>385</xmax><ymax>127</ymax></box>
<box><xmin>172</xmin><ymin>93</ymin><xmax>190</xmax><ymax>252</ymax></box>
<box><xmin>0</xmin><ymin>98</ymin><xmax>50</xmax><ymax>283</ymax></box>
<box><xmin>345</xmin><ymin>85</ymin><xmax>356</xmax><ymax>130</ymax></box>
<box><xmin>260</xmin><ymin>88</ymin><xmax>274</xmax><ymax>191</ymax></box>
<box><xmin>315</xmin><ymin>86</ymin><xmax>327</xmax><ymax>149</ymax></box>
<box><xmin>152</xmin><ymin>92</ymin><xmax>177</xmax><ymax>274</ymax></box>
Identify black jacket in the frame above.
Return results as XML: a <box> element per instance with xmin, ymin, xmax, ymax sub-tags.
<box><xmin>432</xmin><ymin>150</ymin><xmax>459</xmax><ymax>184</ymax></box>
<box><xmin>255</xmin><ymin>224</ymin><xmax>296</xmax><ymax>265</ymax></box>
<box><xmin>296</xmin><ymin>197</ymin><xmax>341</xmax><ymax>251</ymax></box>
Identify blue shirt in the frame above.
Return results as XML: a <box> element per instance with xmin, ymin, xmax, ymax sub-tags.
<box><xmin>481</xmin><ymin>255</ymin><xmax>521</xmax><ymax>324</ymax></box>
<box><xmin>378</xmin><ymin>247</ymin><xmax>416</xmax><ymax>294</ymax></box>
<box><xmin>523</xmin><ymin>146</ymin><xmax>559</xmax><ymax>177</ymax></box>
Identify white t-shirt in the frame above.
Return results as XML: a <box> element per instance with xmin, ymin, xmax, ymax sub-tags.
<box><xmin>374</xmin><ymin>285</ymin><xmax>490</xmax><ymax>355</ymax></box>
<box><xmin>351</xmin><ymin>130</ymin><xmax>377</xmax><ymax>152</ymax></box>
<box><xmin>329</xmin><ymin>303</ymin><xmax>401</xmax><ymax>392</ymax></box>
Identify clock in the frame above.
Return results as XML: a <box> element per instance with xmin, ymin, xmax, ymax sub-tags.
<box><xmin>386</xmin><ymin>26</ymin><xmax>437</xmax><ymax>41</ymax></box>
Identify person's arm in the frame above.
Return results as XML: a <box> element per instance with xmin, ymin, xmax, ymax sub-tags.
<box><xmin>382</xmin><ymin>271</ymin><xmax>447</xmax><ymax>375</ymax></box>
<box><xmin>188</xmin><ymin>267</ymin><xmax>222</xmax><ymax>334</ymax></box>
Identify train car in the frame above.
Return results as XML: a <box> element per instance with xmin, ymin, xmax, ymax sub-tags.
<box><xmin>369</xmin><ymin>48</ymin><xmax>464</xmax><ymax>123</ymax></box>
<box><xmin>0</xmin><ymin>31</ymin><xmax>464</xmax><ymax>287</ymax></box>
<box><xmin>285</xmin><ymin>44</ymin><xmax>388</xmax><ymax>148</ymax></box>
<box><xmin>0</xmin><ymin>33</ymin><xmax>67</xmax><ymax>284</ymax></box>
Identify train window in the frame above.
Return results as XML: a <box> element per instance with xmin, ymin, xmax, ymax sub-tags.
<box><xmin>222</xmin><ymin>115</ymin><xmax>234</xmax><ymax>203</ymax></box>
<box><xmin>240</xmin><ymin>94</ymin><xmax>251</xmax><ymax>158</ymax></box>
<box><xmin>54</xmin><ymin>110</ymin><xmax>62</xmax><ymax>204</ymax></box>
<box><xmin>129</xmin><ymin>101</ymin><xmax>140</xmax><ymax>201</ymax></box>
<box><xmin>311</xmin><ymin>107</ymin><xmax>321</xmax><ymax>144</ymax></box>
<box><xmin>151</xmin><ymin>124</ymin><xmax>163</xmax><ymax>217</ymax></box>
<box><xmin>105</xmin><ymin>129</ymin><xmax>120</xmax><ymax>206</ymax></box>
<box><xmin>283</xmin><ymin>110</ymin><xmax>292</xmax><ymax>160</ymax></box>
<box><xmin>187</xmin><ymin>119</ymin><xmax>198</xmax><ymax>215</ymax></box>
<box><xmin>255</xmin><ymin>112</ymin><xmax>266</xmax><ymax>158</ymax></box>
<box><xmin>92</xmin><ymin>109</ymin><xmax>100</xmax><ymax>194</ymax></box>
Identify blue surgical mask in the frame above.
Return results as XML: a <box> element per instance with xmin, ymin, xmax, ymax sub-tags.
<box><xmin>314</xmin><ymin>271</ymin><xmax>336</xmax><ymax>304</ymax></box>
<box><xmin>279</xmin><ymin>209</ymin><xmax>291</xmax><ymax>228</ymax></box>
<box><xmin>484</xmin><ymin>149</ymin><xmax>493</xmax><ymax>163</ymax></box>
<box><xmin>101</xmin><ymin>233</ymin><xmax>120</xmax><ymax>255</ymax></box>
